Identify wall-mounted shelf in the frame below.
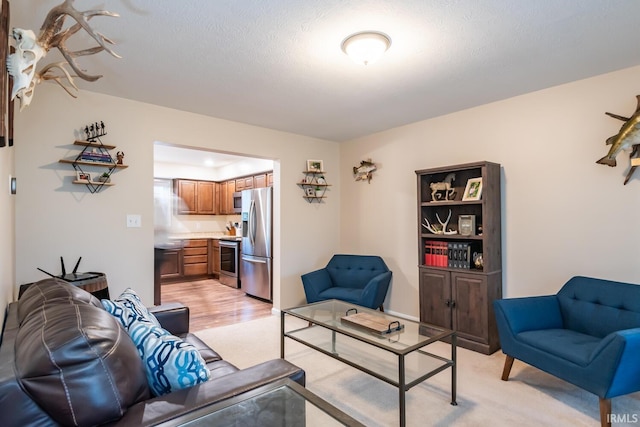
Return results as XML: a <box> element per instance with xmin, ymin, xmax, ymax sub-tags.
<box><xmin>298</xmin><ymin>170</ymin><xmax>330</xmax><ymax>203</ymax></box>
<box><xmin>59</xmin><ymin>137</ymin><xmax>127</xmax><ymax>193</ymax></box>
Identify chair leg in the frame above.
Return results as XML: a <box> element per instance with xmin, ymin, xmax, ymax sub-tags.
<box><xmin>599</xmin><ymin>398</ymin><xmax>611</xmax><ymax>427</ymax></box>
<box><xmin>378</xmin><ymin>305</ymin><xmax>384</xmax><ymax>312</ymax></box>
<box><xmin>501</xmin><ymin>355</ymin><xmax>515</xmax><ymax>381</ymax></box>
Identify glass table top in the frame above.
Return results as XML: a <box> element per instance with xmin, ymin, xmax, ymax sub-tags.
<box><xmin>284</xmin><ymin>299</ymin><xmax>453</xmax><ymax>355</ymax></box>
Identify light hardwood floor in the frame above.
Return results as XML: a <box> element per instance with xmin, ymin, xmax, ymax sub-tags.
<box><xmin>160</xmin><ymin>278</ymin><xmax>273</xmax><ymax>331</ymax></box>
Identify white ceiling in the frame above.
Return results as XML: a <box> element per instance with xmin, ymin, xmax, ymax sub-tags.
<box><xmin>11</xmin><ymin>1</ymin><xmax>640</xmax><ymax>142</ymax></box>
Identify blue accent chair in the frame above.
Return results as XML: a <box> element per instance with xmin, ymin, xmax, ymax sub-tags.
<box><xmin>494</xmin><ymin>276</ymin><xmax>640</xmax><ymax>427</ymax></box>
<box><xmin>301</xmin><ymin>254</ymin><xmax>392</xmax><ymax>310</ymax></box>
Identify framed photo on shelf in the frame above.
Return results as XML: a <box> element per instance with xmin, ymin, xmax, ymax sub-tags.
<box><xmin>305</xmin><ymin>187</ymin><xmax>316</xmax><ymax>197</ymax></box>
<box><xmin>76</xmin><ymin>171</ymin><xmax>91</xmax><ymax>181</ymax></box>
<box><xmin>462</xmin><ymin>177</ymin><xmax>483</xmax><ymax>201</ymax></box>
<box><xmin>306</xmin><ymin>159</ymin><xmax>323</xmax><ymax>172</ymax></box>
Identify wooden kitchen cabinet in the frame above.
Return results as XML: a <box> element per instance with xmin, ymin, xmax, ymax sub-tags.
<box><xmin>159</xmin><ymin>249</ymin><xmax>183</xmax><ymax>281</ymax></box>
<box><xmin>254</xmin><ymin>173</ymin><xmax>267</xmax><ymax>188</ymax></box>
<box><xmin>183</xmin><ymin>239</ymin><xmax>209</xmax><ymax>277</ymax></box>
<box><xmin>219</xmin><ymin>180</ymin><xmax>236</xmax><ymax>215</ymax></box>
<box><xmin>209</xmin><ymin>239</ymin><xmax>220</xmax><ymax>277</ymax></box>
<box><xmin>267</xmin><ymin>172</ymin><xmax>273</xmax><ymax>186</ymax></box>
<box><xmin>174</xmin><ymin>179</ymin><xmax>217</xmax><ymax>215</ymax></box>
<box><xmin>174</xmin><ymin>180</ymin><xmax>197</xmax><ymax>214</ymax></box>
<box><xmin>197</xmin><ymin>181</ymin><xmax>216</xmax><ymax>214</ymax></box>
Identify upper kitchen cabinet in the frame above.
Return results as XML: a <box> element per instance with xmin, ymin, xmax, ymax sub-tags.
<box><xmin>254</xmin><ymin>173</ymin><xmax>267</xmax><ymax>188</ymax></box>
<box><xmin>174</xmin><ymin>179</ymin><xmax>197</xmax><ymax>214</ymax></box>
<box><xmin>174</xmin><ymin>179</ymin><xmax>217</xmax><ymax>215</ymax></box>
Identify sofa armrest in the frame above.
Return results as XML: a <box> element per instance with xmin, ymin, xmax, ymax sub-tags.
<box><xmin>112</xmin><ymin>359</ymin><xmax>305</xmax><ymax>426</ymax></box>
<box><xmin>599</xmin><ymin>328</ymin><xmax>640</xmax><ymax>398</ymax></box>
<box><xmin>149</xmin><ymin>302</ymin><xmax>190</xmax><ymax>335</ymax></box>
<box><xmin>360</xmin><ymin>271</ymin><xmax>392</xmax><ymax>309</ymax></box>
<box><xmin>301</xmin><ymin>268</ymin><xmax>333</xmax><ymax>303</ymax></box>
<box><xmin>494</xmin><ymin>295</ymin><xmax>562</xmax><ymax>335</ymax></box>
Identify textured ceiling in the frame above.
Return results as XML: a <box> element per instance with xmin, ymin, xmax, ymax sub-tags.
<box><xmin>10</xmin><ymin>1</ymin><xmax>640</xmax><ymax>142</ymax></box>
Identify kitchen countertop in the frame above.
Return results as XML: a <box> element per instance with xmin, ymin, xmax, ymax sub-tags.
<box><xmin>168</xmin><ymin>232</ymin><xmax>239</xmax><ymax>240</ymax></box>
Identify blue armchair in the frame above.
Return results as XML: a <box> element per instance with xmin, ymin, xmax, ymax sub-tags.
<box><xmin>494</xmin><ymin>276</ymin><xmax>640</xmax><ymax>427</ymax></box>
<box><xmin>301</xmin><ymin>254</ymin><xmax>392</xmax><ymax>310</ymax></box>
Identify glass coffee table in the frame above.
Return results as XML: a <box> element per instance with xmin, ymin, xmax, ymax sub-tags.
<box><xmin>155</xmin><ymin>378</ymin><xmax>365</xmax><ymax>427</ymax></box>
<box><xmin>281</xmin><ymin>299</ymin><xmax>457</xmax><ymax>427</ymax></box>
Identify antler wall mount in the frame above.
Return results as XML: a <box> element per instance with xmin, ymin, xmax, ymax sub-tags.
<box><xmin>6</xmin><ymin>0</ymin><xmax>120</xmax><ymax>110</ymax></box>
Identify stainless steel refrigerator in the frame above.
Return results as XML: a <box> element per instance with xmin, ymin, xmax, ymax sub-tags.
<box><xmin>240</xmin><ymin>187</ymin><xmax>272</xmax><ymax>301</ymax></box>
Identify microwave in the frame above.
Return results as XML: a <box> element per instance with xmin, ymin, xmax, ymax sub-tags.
<box><xmin>233</xmin><ymin>192</ymin><xmax>242</xmax><ymax>213</ymax></box>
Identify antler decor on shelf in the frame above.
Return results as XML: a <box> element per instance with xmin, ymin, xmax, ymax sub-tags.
<box><xmin>6</xmin><ymin>0</ymin><xmax>120</xmax><ymax>110</ymax></box>
<box><xmin>422</xmin><ymin>210</ymin><xmax>457</xmax><ymax>235</ymax></box>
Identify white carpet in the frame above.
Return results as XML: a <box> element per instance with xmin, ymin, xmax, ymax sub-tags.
<box><xmin>195</xmin><ymin>315</ymin><xmax>639</xmax><ymax>426</ymax></box>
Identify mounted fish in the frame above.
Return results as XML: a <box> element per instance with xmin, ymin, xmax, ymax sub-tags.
<box><xmin>353</xmin><ymin>159</ymin><xmax>377</xmax><ymax>183</ymax></box>
<box><xmin>596</xmin><ymin>95</ymin><xmax>640</xmax><ymax>184</ymax></box>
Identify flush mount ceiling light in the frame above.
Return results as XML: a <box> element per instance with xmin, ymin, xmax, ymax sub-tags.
<box><xmin>341</xmin><ymin>31</ymin><xmax>391</xmax><ymax>65</ymax></box>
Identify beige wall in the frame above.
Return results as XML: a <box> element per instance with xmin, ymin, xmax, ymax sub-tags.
<box><xmin>0</xmin><ymin>140</ymin><xmax>15</xmax><ymax>311</ymax></box>
<box><xmin>14</xmin><ymin>84</ymin><xmax>340</xmax><ymax>310</ymax></box>
<box><xmin>340</xmin><ymin>65</ymin><xmax>640</xmax><ymax>318</ymax></box>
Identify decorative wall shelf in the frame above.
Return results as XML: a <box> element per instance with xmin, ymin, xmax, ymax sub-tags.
<box><xmin>59</xmin><ymin>124</ymin><xmax>127</xmax><ymax>193</ymax></box>
<box><xmin>298</xmin><ymin>170</ymin><xmax>330</xmax><ymax>203</ymax></box>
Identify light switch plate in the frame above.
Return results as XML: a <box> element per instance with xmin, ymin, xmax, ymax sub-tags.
<box><xmin>126</xmin><ymin>214</ymin><xmax>141</xmax><ymax>228</ymax></box>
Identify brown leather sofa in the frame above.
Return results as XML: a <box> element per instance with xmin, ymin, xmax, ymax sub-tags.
<box><xmin>0</xmin><ymin>279</ymin><xmax>305</xmax><ymax>426</ymax></box>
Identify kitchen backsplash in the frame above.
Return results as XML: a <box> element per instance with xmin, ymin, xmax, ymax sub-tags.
<box><xmin>173</xmin><ymin>214</ymin><xmax>242</xmax><ymax>234</ymax></box>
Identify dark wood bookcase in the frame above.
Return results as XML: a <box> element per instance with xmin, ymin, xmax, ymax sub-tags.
<box><xmin>416</xmin><ymin>161</ymin><xmax>502</xmax><ymax>354</ymax></box>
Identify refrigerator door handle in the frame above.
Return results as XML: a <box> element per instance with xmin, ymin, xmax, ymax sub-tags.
<box><xmin>242</xmin><ymin>256</ymin><xmax>267</xmax><ymax>264</ymax></box>
<box><xmin>249</xmin><ymin>199</ymin><xmax>256</xmax><ymax>245</ymax></box>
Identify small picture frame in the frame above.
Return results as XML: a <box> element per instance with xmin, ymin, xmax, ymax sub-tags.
<box><xmin>462</xmin><ymin>177</ymin><xmax>483</xmax><ymax>201</ymax></box>
<box><xmin>306</xmin><ymin>159</ymin><xmax>323</xmax><ymax>172</ymax></box>
<box><xmin>76</xmin><ymin>171</ymin><xmax>91</xmax><ymax>182</ymax></box>
<box><xmin>305</xmin><ymin>187</ymin><xmax>316</xmax><ymax>197</ymax></box>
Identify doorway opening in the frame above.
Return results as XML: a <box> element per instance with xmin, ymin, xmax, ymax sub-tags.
<box><xmin>153</xmin><ymin>142</ymin><xmax>276</xmax><ymax>331</ymax></box>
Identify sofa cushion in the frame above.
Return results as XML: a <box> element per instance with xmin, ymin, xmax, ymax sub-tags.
<box><xmin>326</xmin><ymin>254</ymin><xmax>390</xmax><ymax>289</ymax></box>
<box><xmin>15</xmin><ymin>301</ymin><xmax>150</xmax><ymax>426</ymax></box>
<box><xmin>558</xmin><ymin>276</ymin><xmax>640</xmax><ymax>338</ymax></box>
<box><xmin>102</xmin><ymin>288</ymin><xmax>162</xmax><ymax>330</ymax></box>
<box><xmin>17</xmin><ymin>278</ymin><xmax>102</xmax><ymax>324</ymax></box>
<box><xmin>517</xmin><ymin>329</ymin><xmax>602</xmax><ymax>366</ymax></box>
<box><xmin>128</xmin><ymin>322</ymin><xmax>211</xmax><ymax>396</ymax></box>
<box><xmin>319</xmin><ymin>287</ymin><xmax>363</xmax><ymax>304</ymax></box>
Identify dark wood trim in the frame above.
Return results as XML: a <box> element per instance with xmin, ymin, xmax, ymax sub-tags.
<box><xmin>599</xmin><ymin>397</ymin><xmax>611</xmax><ymax>427</ymax></box>
<box><xmin>501</xmin><ymin>355</ymin><xmax>514</xmax><ymax>381</ymax></box>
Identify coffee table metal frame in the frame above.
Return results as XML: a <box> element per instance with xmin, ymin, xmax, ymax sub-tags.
<box><xmin>154</xmin><ymin>378</ymin><xmax>365</xmax><ymax>427</ymax></box>
<box><xmin>281</xmin><ymin>299</ymin><xmax>457</xmax><ymax>427</ymax></box>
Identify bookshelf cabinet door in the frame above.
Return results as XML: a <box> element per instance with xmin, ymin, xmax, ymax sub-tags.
<box><xmin>419</xmin><ymin>267</ymin><xmax>452</xmax><ymax>329</ymax></box>
<box><xmin>451</xmin><ymin>272</ymin><xmax>488</xmax><ymax>344</ymax></box>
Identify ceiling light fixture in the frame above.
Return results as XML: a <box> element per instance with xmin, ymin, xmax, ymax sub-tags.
<box><xmin>341</xmin><ymin>31</ymin><xmax>391</xmax><ymax>65</ymax></box>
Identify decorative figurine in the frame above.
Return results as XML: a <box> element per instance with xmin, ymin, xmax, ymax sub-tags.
<box><xmin>353</xmin><ymin>159</ymin><xmax>377</xmax><ymax>183</ymax></box>
<box><xmin>116</xmin><ymin>151</ymin><xmax>125</xmax><ymax>165</ymax></box>
<box><xmin>430</xmin><ymin>173</ymin><xmax>456</xmax><ymax>201</ymax></box>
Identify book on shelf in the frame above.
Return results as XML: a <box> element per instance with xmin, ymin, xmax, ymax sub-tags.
<box><xmin>424</xmin><ymin>240</ymin><xmax>477</xmax><ymax>269</ymax></box>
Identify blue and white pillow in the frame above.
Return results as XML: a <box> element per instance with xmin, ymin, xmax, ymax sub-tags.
<box><xmin>101</xmin><ymin>288</ymin><xmax>161</xmax><ymax>330</ymax></box>
<box><xmin>129</xmin><ymin>322</ymin><xmax>210</xmax><ymax>396</ymax></box>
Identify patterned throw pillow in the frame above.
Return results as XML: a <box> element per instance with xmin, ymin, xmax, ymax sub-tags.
<box><xmin>101</xmin><ymin>288</ymin><xmax>162</xmax><ymax>330</ymax></box>
<box><xmin>129</xmin><ymin>322</ymin><xmax>210</xmax><ymax>396</ymax></box>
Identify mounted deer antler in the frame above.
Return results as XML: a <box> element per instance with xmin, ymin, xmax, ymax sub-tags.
<box><xmin>7</xmin><ymin>0</ymin><xmax>120</xmax><ymax>110</ymax></box>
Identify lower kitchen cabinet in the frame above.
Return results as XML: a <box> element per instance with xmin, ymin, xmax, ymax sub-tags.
<box><xmin>159</xmin><ymin>249</ymin><xmax>183</xmax><ymax>281</ymax></box>
<box><xmin>419</xmin><ymin>266</ymin><xmax>501</xmax><ymax>354</ymax></box>
<box><xmin>183</xmin><ymin>239</ymin><xmax>209</xmax><ymax>277</ymax></box>
<box><xmin>209</xmin><ymin>239</ymin><xmax>220</xmax><ymax>277</ymax></box>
